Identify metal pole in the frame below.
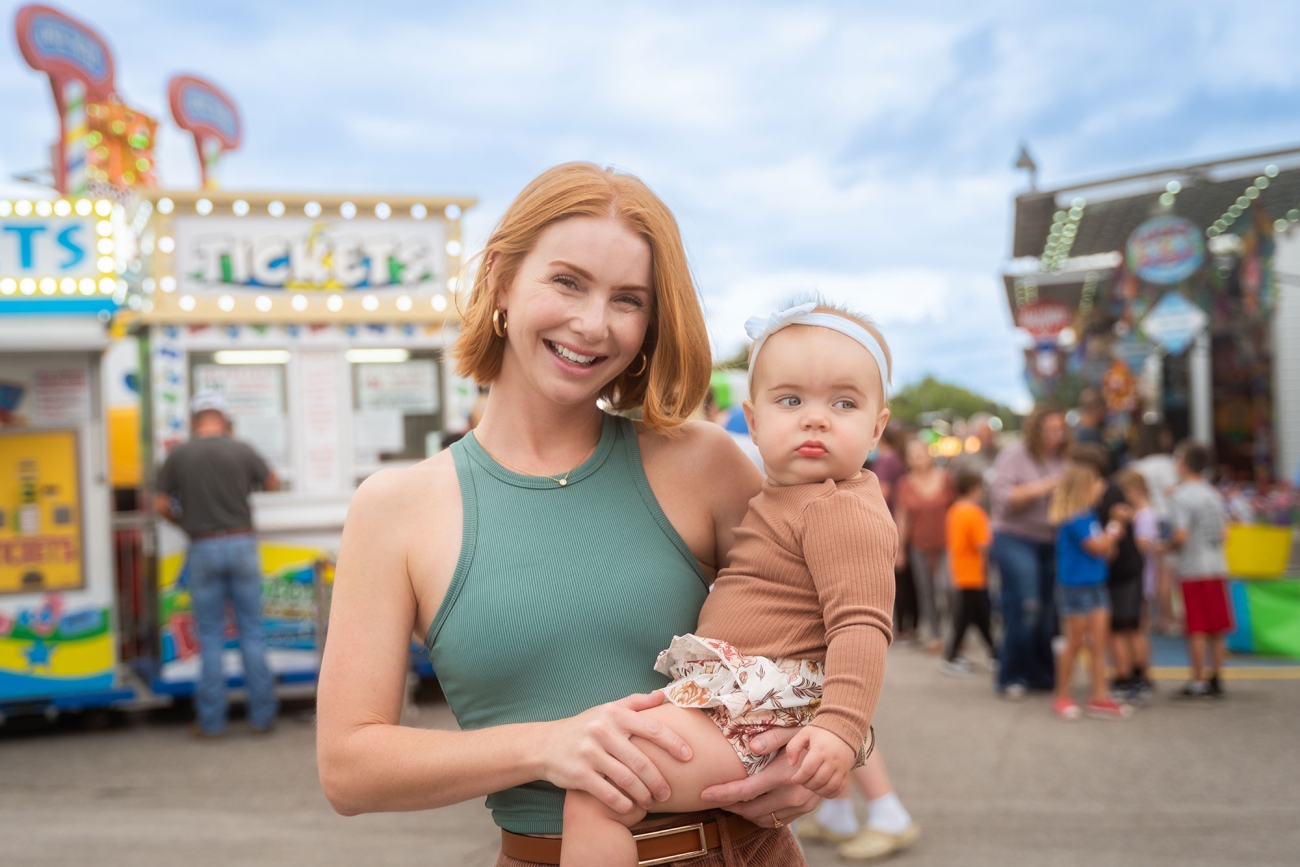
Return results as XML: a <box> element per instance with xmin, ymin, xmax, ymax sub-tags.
<box><xmin>1190</xmin><ymin>331</ymin><xmax>1213</xmax><ymax>446</ymax></box>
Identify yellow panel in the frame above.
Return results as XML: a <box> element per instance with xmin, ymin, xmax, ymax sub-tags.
<box><xmin>107</xmin><ymin>405</ymin><xmax>142</xmax><ymax>489</ymax></box>
<box><xmin>0</xmin><ymin>431</ymin><xmax>82</xmax><ymax>594</ymax></box>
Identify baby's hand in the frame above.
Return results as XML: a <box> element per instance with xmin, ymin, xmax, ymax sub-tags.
<box><xmin>785</xmin><ymin>725</ymin><xmax>856</xmax><ymax>798</ymax></box>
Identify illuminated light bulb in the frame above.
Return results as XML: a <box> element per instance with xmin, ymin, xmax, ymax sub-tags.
<box><xmin>15</xmin><ymin>200</ymin><xmax>33</xmax><ymax>216</ymax></box>
<box><xmin>97</xmin><ymin>256</ymin><xmax>115</xmax><ymax>273</ymax></box>
<box><xmin>291</xmin><ymin>294</ymin><xmax>308</xmax><ymax>311</ymax></box>
<box><xmin>1256</xmin><ymin>176</ymin><xmax>1270</xmax><ymax>190</ymax></box>
<box><xmin>74</xmin><ymin>199</ymin><xmax>92</xmax><ymax>215</ymax></box>
<box><xmin>1053</xmin><ymin>211</ymin><xmax>1067</xmax><ymax>223</ymax></box>
<box><xmin>160</xmin><ymin>276</ymin><xmax>177</xmax><ymax>293</ymax></box>
<box><xmin>218</xmin><ymin>295</ymin><xmax>235</xmax><ymax>311</ymax></box>
<box><xmin>39</xmin><ymin>277</ymin><xmax>57</xmax><ymax>294</ymax></box>
<box><xmin>1275</xmin><ymin>219</ymin><xmax>1289</xmax><ymax>233</ymax></box>
<box><xmin>305</xmin><ymin>201</ymin><xmax>322</xmax><ymax>218</ymax></box>
<box><xmin>156</xmin><ymin>197</ymin><xmax>174</xmax><ymax>214</ymax></box>
<box><xmin>0</xmin><ymin>278</ymin><xmax>16</xmax><ymax>294</ymax></box>
<box><xmin>97</xmin><ymin>238</ymin><xmax>114</xmax><ymax>254</ymax></box>
<box><xmin>340</xmin><ymin>201</ymin><xmax>357</xmax><ymax>219</ymax></box>
<box><xmin>157</xmin><ymin>236</ymin><xmax>175</xmax><ymax>253</ymax></box>
<box><xmin>396</xmin><ymin>295</ymin><xmax>412</xmax><ymax>311</ymax></box>
<box><xmin>196</xmin><ymin>198</ymin><xmax>213</xmax><ymax>215</ymax></box>
<box><xmin>0</xmin><ymin>202</ymin><xmax>10</xmax><ymax>217</ymax></box>
<box><xmin>20</xmin><ymin>278</ymin><xmax>37</xmax><ymax>295</ymax></box>
<box><xmin>143</xmin><ymin>278</ymin><xmax>156</xmax><ymax>293</ymax></box>
<box><xmin>447</xmin><ymin>277</ymin><xmax>459</xmax><ymax>292</ymax></box>
<box><xmin>255</xmin><ymin>295</ymin><xmax>272</xmax><ymax>311</ymax></box>
<box><xmin>375</xmin><ymin>203</ymin><xmax>391</xmax><ymax>219</ymax></box>
<box><xmin>54</xmin><ymin>199</ymin><xmax>71</xmax><ymax>216</ymax></box>
<box><xmin>96</xmin><ymin>220</ymin><xmax>113</xmax><ymax>236</ymax></box>
<box><xmin>445</xmin><ymin>204</ymin><xmax>461</xmax><ymax>220</ymax></box>
<box><xmin>35</xmin><ymin>200</ymin><xmax>53</xmax><ymax>216</ymax></box>
<box><xmin>1207</xmin><ymin>227</ymin><xmax>1220</xmax><ymax>238</ymax></box>
<box><xmin>1288</xmin><ymin>209</ymin><xmax>1300</xmax><ymax>222</ymax></box>
<box><xmin>179</xmin><ymin>295</ymin><xmax>196</xmax><ymax>311</ymax></box>
<box><xmin>233</xmin><ymin>199</ymin><xmax>250</xmax><ymax>216</ymax></box>
<box><xmin>362</xmin><ymin>294</ymin><xmax>379</xmax><ymax>311</ymax></box>
<box><xmin>268</xmin><ymin>200</ymin><xmax>285</xmax><ymax>217</ymax></box>
<box><xmin>410</xmin><ymin>204</ymin><xmax>427</xmax><ymax>220</ymax></box>
<box><xmin>1266</xmin><ymin>164</ymin><xmax>1279</xmax><ymax>177</ymax></box>
<box><xmin>432</xmin><ymin>294</ymin><xmax>448</xmax><ymax>312</ymax></box>
<box><xmin>100</xmin><ymin>277</ymin><xmax>116</xmax><ymax>293</ymax></box>
<box><xmin>1071</xmin><ymin>197</ymin><xmax>1086</xmax><ymax>208</ymax></box>
<box><xmin>446</xmin><ymin>239</ymin><xmax>462</xmax><ymax>257</ymax></box>
<box><xmin>79</xmin><ymin>278</ymin><xmax>96</xmax><ymax>294</ymax></box>
<box><xmin>60</xmin><ymin>278</ymin><xmax>76</xmax><ymax>294</ymax></box>
<box><xmin>1246</xmin><ymin>187</ymin><xmax>1260</xmax><ymax>200</ymax></box>
<box><xmin>95</xmin><ymin>199</ymin><xmax>113</xmax><ymax>216</ymax></box>
<box><xmin>327</xmin><ymin>294</ymin><xmax>343</xmax><ymax>311</ymax></box>
<box><xmin>1166</xmin><ymin>180</ymin><xmax>1181</xmax><ymax>194</ymax></box>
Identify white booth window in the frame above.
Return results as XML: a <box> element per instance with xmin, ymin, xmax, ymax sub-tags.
<box><xmin>189</xmin><ymin>352</ymin><xmax>292</xmax><ymax>491</ymax></box>
<box><xmin>350</xmin><ymin>348</ymin><xmax>443</xmax><ymax>481</ymax></box>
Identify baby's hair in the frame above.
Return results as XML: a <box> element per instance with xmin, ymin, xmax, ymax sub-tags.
<box><xmin>752</xmin><ymin>291</ymin><xmax>893</xmax><ymax>398</ymax></box>
<box><xmin>1048</xmin><ymin>461</ymin><xmax>1102</xmax><ymax>526</ymax></box>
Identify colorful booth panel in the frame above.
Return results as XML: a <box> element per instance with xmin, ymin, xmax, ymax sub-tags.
<box><xmin>157</xmin><ymin>540</ymin><xmax>323</xmax><ymax>687</ymax></box>
<box><xmin>1226</xmin><ymin>579</ymin><xmax>1300</xmax><ymax>658</ymax></box>
<box><xmin>0</xmin><ymin>594</ymin><xmax>114</xmax><ymax>700</ymax></box>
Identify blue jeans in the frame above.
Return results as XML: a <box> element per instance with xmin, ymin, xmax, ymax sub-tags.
<box><xmin>992</xmin><ymin>532</ymin><xmax>1057</xmax><ymax>691</ymax></box>
<box><xmin>188</xmin><ymin>535</ymin><xmax>278</xmax><ymax>733</ymax></box>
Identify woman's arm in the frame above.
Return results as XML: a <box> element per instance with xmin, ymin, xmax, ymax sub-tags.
<box><xmin>317</xmin><ymin>463</ymin><xmax>693</xmax><ymax>817</ymax></box>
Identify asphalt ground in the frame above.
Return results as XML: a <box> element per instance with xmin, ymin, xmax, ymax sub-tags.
<box><xmin>2</xmin><ymin>644</ymin><xmax>1298</xmax><ymax>867</ymax></box>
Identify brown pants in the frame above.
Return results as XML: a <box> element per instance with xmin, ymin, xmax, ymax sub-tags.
<box><xmin>495</xmin><ymin>811</ymin><xmax>806</xmax><ymax>867</ymax></box>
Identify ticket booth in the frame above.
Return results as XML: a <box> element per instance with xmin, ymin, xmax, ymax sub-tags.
<box><xmin>0</xmin><ymin>196</ymin><xmax>135</xmax><ymax>714</ymax></box>
<box><xmin>134</xmin><ymin>190</ymin><xmax>476</xmax><ymax>695</ymax></box>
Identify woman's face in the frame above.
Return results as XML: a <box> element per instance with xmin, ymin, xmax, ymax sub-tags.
<box><xmin>905</xmin><ymin>439</ymin><xmax>933</xmax><ymax>472</ymax></box>
<box><xmin>494</xmin><ymin>216</ymin><xmax>653</xmax><ymax>408</ymax></box>
<box><xmin>1040</xmin><ymin>412</ymin><xmax>1067</xmax><ymax>454</ymax></box>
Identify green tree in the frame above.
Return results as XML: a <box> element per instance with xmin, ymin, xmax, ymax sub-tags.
<box><xmin>889</xmin><ymin>375</ymin><xmax>1018</xmax><ymax>428</ymax></box>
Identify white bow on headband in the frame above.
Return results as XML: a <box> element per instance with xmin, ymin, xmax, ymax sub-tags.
<box><xmin>744</xmin><ymin>299</ymin><xmax>891</xmax><ymax>399</ymax></box>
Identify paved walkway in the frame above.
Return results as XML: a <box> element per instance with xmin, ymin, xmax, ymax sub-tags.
<box><xmin>2</xmin><ymin>646</ymin><xmax>1297</xmax><ymax>866</ymax></box>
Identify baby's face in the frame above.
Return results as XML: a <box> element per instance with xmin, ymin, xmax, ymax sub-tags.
<box><xmin>743</xmin><ymin>324</ymin><xmax>890</xmax><ymax>487</ymax></box>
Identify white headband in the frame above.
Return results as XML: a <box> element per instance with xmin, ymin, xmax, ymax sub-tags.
<box><xmin>744</xmin><ymin>300</ymin><xmax>891</xmax><ymax>399</ymax></box>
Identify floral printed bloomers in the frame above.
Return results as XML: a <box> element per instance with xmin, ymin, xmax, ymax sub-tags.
<box><xmin>655</xmin><ymin>634</ymin><xmax>824</xmax><ymax>775</ymax></box>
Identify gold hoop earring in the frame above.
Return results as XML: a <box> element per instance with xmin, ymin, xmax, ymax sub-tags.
<box><xmin>492</xmin><ymin>308</ymin><xmax>507</xmax><ymax>337</ymax></box>
<box><xmin>629</xmin><ymin>352</ymin><xmax>648</xmax><ymax>377</ymax></box>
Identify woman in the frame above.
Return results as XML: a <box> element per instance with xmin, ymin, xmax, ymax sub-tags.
<box><xmin>869</xmin><ymin>426</ymin><xmax>917</xmax><ymax>641</ymax></box>
<box><xmin>894</xmin><ymin>437</ymin><xmax>955</xmax><ymax>653</ymax></box>
<box><xmin>316</xmin><ymin>163</ymin><xmax>820</xmax><ymax>866</ymax></box>
<box><xmin>989</xmin><ymin>403</ymin><xmax>1069</xmax><ymax>696</ymax></box>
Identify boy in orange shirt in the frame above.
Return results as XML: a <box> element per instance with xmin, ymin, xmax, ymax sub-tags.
<box><xmin>942</xmin><ymin>468</ymin><xmax>997</xmax><ymax>675</ymax></box>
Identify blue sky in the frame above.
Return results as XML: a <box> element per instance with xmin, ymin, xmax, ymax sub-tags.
<box><xmin>5</xmin><ymin>1</ymin><xmax>1300</xmax><ymax>409</ymax></box>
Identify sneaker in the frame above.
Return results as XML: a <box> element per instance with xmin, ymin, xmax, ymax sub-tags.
<box><xmin>1207</xmin><ymin>675</ymin><xmax>1225</xmax><ymax>698</ymax></box>
<box><xmin>1052</xmin><ymin>696</ymin><xmax>1082</xmax><ymax>720</ymax></box>
<box><xmin>940</xmin><ymin>658</ymin><xmax>974</xmax><ymax>676</ymax></box>
<box><xmin>1085</xmin><ymin>697</ymin><xmax>1133</xmax><ymax>720</ymax></box>
<box><xmin>1130</xmin><ymin>679</ymin><xmax>1155</xmax><ymax>704</ymax></box>
<box><xmin>189</xmin><ymin>722</ymin><xmax>224</xmax><ymax>740</ymax></box>
<box><xmin>1177</xmin><ymin>681</ymin><xmax>1209</xmax><ymax>699</ymax></box>
<box><xmin>837</xmin><ymin>823</ymin><xmax>921</xmax><ymax>862</ymax></box>
<box><xmin>796</xmin><ymin>816</ymin><xmax>858</xmax><ymax>845</ymax></box>
<box><xmin>1002</xmin><ymin>683</ymin><xmax>1028</xmax><ymax>700</ymax></box>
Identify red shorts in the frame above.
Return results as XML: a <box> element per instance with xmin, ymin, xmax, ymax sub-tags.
<box><xmin>1180</xmin><ymin>577</ymin><xmax>1232</xmax><ymax>635</ymax></box>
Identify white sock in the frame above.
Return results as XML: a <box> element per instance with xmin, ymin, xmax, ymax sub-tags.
<box><xmin>815</xmin><ymin>797</ymin><xmax>860</xmax><ymax>835</ymax></box>
<box><xmin>866</xmin><ymin>791</ymin><xmax>912</xmax><ymax>834</ymax></box>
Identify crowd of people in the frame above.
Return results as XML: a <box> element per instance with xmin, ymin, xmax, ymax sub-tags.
<box><xmin>864</xmin><ymin>395</ymin><xmax>1234</xmax><ymax>718</ymax></box>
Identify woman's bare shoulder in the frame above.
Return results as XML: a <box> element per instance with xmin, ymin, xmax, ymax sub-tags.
<box><xmin>636</xmin><ymin>419</ymin><xmax>749</xmax><ymax>469</ymax></box>
<box><xmin>348</xmin><ymin>448</ymin><xmax>460</xmax><ymax>528</ymax></box>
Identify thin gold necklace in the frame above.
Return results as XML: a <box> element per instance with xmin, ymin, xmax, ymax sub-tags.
<box><xmin>476</xmin><ymin>437</ymin><xmax>599</xmax><ymax>487</ymax></box>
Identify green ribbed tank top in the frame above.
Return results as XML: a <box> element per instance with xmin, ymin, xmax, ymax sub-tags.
<box><xmin>425</xmin><ymin>413</ymin><xmax>709</xmax><ymax>834</ymax></box>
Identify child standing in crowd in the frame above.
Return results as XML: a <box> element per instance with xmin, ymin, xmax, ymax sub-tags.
<box><xmin>559</xmin><ymin>298</ymin><xmax>897</xmax><ymax>867</ymax></box>
<box><xmin>1167</xmin><ymin>441</ymin><xmax>1232</xmax><ymax>698</ymax></box>
<box><xmin>1117</xmin><ymin>470</ymin><xmax>1157</xmax><ymax>700</ymax></box>
<box><xmin>941</xmin><ymin>469</ymin><xmax>997</xmax><ymax>675</ymax></box>
<box><xmin>1049</xmin><ymin>461</ymin><xmax>1132</xmax><ymax>720</ymax></box>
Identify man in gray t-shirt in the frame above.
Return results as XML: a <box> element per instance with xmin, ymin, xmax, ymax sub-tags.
<box><xmin>1166</xmin><ymin>441</ymin><xmax>1230</xmax><ymax>699</ymax></box>
<box><xmin>155</xmin><ymin>392</ymin><xmax>280</xmax><ymax>736</ymax></box>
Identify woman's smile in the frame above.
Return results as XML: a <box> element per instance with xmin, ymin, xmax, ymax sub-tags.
<box><xmin>545</xmin><ymin>338</ymin><xmax>607</xmax><ymax>371</ymax></box>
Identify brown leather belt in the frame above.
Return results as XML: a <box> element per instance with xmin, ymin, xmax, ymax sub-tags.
<box><xmin>190</xmin><ymin>527</ymin><xmax>254</xmax><ymax>540</ymax></box>
<box><xmin>500</xmin><ymin>814</ymin><xmax>762</xmax><ymax>865</ymax></box>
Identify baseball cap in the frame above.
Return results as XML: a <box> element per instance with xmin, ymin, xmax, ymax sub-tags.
<box><xmin>190</xmin><ymin>390</ymin><xmax>230</xmax><ymax>417</ymax></box>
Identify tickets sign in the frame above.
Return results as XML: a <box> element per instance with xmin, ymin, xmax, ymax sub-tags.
<box><xmin>1015</xmin><ymin>300</ymin><xmax>1072</xmax><ymax>340</ymax></box>
<box><xmin>1127</xmin><ymin>215</ymin><xmax>1204</xmax><ymax>285</ymax></box>
<box><xmin>1</xmin><ymin>216</ymin><xmax>97</xmax><ymax>280</ymax></box>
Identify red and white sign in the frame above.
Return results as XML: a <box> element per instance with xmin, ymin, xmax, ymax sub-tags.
<box><xmin>14</xmin><ymin>5</ymin><xmax>116</xmax><ymax>98</ymax></box>
<box><xmin>167</xmin><ymin>75</ymin><xmax>240</xmax><ymax>189</ymax></box>
<box><xmin>1016</xmin><ymin>301</ymin><xmax>1072</xmax><ymax>341</ymax></box>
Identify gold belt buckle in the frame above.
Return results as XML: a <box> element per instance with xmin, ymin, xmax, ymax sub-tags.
<box><xmin>633</xmin><ymin>821</ymin><xmax>708</xmax><ymax>866</ymax></box>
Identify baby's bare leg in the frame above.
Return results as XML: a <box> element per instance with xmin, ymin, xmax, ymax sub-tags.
<box><xmin>560</xmin><ymin>790</ymin><xmax>644</xmax><ymax>867</ymax></box>
<box><xmin>560</xmin><ymin>703</ymin><xmax>748</xmax><ymax>867</ymax></box>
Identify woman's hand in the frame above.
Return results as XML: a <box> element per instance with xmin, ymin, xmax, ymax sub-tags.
<box><xmin>537</xmin><ymin>692</ymin><xmax>693</xmax><ymax>816</ymax></box>
<box><xmin>698</xmin><ymin>727</ymin><xmax>822</xmax><ymax>827</ymax></box>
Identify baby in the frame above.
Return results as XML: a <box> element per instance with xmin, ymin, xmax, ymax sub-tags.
<box><xmin>561</xmin><ymin>297</ymin><xmax>898</xmax><ymax>866</ymax></box>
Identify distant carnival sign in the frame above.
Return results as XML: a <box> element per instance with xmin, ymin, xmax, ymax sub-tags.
<box><xmin>1016</xmin><ymin>300</ymin><xmax>1072</xmax><ymax>341</ymax></box>
<box><xmin>172</xmin><ymin>216</ymin><xmax>446</xmax><ymax>292</ymax></box>
<box><xmin>1126</xmin><ymin>215</ymin><xmax>1204</xmax><ymax>285</ymax></box>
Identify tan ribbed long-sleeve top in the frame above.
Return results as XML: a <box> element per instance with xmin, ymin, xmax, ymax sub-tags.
<box><xmin>696</xmin><ymin>472</ymin><xmax>896</xmax><ymax>750</ymax></box>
